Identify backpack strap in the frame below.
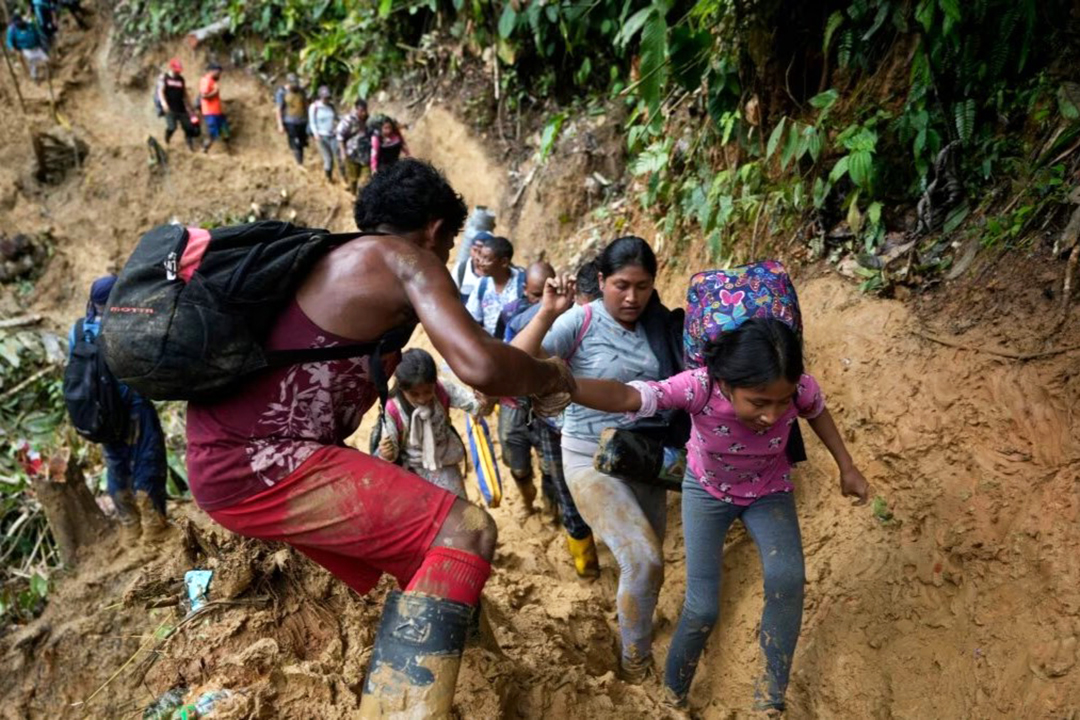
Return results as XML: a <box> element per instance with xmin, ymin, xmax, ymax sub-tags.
<box><xmin>566</xmin><ymin>303</ymin><xmax>593</xmax><ymax>363</ymax></box>
<box><xmin>515</xmin><ymin>268</ymin><xmax>525</xmax><ymax>298</ymax></box>
<box><xmin>477</xmin><ymin>276</ymin><xmax>489</xmax><ymax>303</ymax></box>
<box><xmin>386</xmin><ymin>397</ymin><xmax>405</xmax><ymax>433</ymax></box>
<box><xmin>456</xmin><ymin>259</ymin><xmax>468</xmax><ymax>286</ymax></box>
<box><xmin>435</xmin><ymin>381</ymin><xmax>451</xmax><ymax>411</ymax></box>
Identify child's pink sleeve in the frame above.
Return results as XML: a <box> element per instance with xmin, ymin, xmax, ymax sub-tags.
<box><xmin>795</xmin><ymin>373</ymin><xmax>826</xmax><ymax>419</ymax></box>
<box><xmin>626</xmin><ymin>368</ymin><xmax>709</xmax><ymax>420</ymax></box>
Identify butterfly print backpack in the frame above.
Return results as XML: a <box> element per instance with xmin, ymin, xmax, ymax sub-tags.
<box><xmin>683</xmin><ymin>260</ymin><xmax>802</xmax><ymax>368</ymax></box>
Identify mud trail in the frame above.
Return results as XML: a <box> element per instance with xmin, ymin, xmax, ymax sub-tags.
<box><xmin>1</xmin><ymin>20</ymin><xmax>1079</xmax><ymax>720</ymax></box>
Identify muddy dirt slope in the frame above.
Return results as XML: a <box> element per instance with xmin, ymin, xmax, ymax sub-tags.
<box><xmin>1</xmin><ymin>19</ymin><xmax>1078</xmax><ymax>720</ymax></box>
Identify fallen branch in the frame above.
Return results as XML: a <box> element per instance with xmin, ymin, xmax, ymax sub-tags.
<box><xmin>132</xmin><ymin>596</ymin><xmax>271</xmax><ymax>684</ymax></box>
<box><xmin>0</xmin><ymin>314</ymin><xmax>42</xmax><ymax>329</ymax></box>
<box><xmin>0</xmin><ymin>365</ymin><xmax>59</xmax><ymax>402</ymax></box>
<box><xmin>912</xmin><ymin>330</ymin><xmax>1080</xmax><ymax>361</ymax></box>
<box><xmin>71</xmin><ymin>618</ymin><xmax>171</xmax><ymax>707</ymax></box>
<box><xmin>185</xmin><ymin>17</ymin><xmax>230</xmax><ymax>48</ymax></box>
<box><xmin>511</xmin><ymin>166</ymin><xmax>537</xmax><ymax>207</ymax></box>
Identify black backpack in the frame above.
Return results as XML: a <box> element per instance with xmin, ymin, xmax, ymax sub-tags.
<box><xmin>100</xmin><ymin>221</ymin><xmax>411</xmax><ymax>402</ymax></box>
<box><xmin>64</xmin><ymin>319</ymin><xmax>130</xmax><ymax>444</ymax></box>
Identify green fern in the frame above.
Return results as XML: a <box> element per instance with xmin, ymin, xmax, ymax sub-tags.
<box><xmin>838</xmin><ymin>28</ymin><xmax>854</xmax><ymax>68</ymax></box>
<box><xmin>954</xmin><ymin>99</ymin><xmax>975</xmax><ymax>143</ymax></box>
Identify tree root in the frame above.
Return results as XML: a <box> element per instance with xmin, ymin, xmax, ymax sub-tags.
<box><xmin>912</xmin><ymin>330</ymin><xmax>1080</xmax><ymax>361</ymax></box>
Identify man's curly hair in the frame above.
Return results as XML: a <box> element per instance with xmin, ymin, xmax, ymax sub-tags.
<box><xmin>354</xmin><ymin>158</ymin><xmax>467</xmax><ymax>237</ymax></box>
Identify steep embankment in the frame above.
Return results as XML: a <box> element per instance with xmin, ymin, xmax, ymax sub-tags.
<box><xmin>1</xmin><ymin>17</ymin><xmax>1078</xmax><ymax>720</ymax></box>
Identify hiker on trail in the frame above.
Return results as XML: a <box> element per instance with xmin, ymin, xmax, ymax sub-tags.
<box><xmin>157</xmin><ymin>58</ymin><xmax>198</xmax><ymax>151</ymax></box>
<box><xmin>275</xmin><ymin>73</ymin><xmax>308</xmax><ymax>166</ymax></box>
<box><xmin>370</xmin><ymin>116</ymin><xmax>408</xmax><ymax>174</ymax></box>
<box><xmin>68</xmin><ymin>275</ymin><xmax>169</xmax><ymax>545</ymax></box>
<box><xmin>501</xmin><ymin>261</ymin><xmax>599</xmax><ymax>577</ymax></box>
<box><xmin>492</xmin><ymin>261</ymin><xmax>551</xmax><ymax>518</ymax></box>
<box><xmin>454</xmin><ymin>229</ymin><xmax>488</xmax><ymax>304</ymax></box>
<box><xmin>465</xmin><ymin>234</ymin><xmax>525</xmax><ymax>337</ymax></box>
<box><xmin>511</xmin><ymin>236</ymin><xmax>687</xmax><ymax>682</ymax></box>
<box><xmin>199</xmin><ymin>63</ymin><xmax>228</xmax><ymax>153</ymax></box>
<box><xmin>31</xmin><ymin>0</ymin><xmax>58</xmax><ymax>48</ymax></box>
<box><xmin>5</xmin><ymin>14</ymin><xmax>48</xmax><ymax>83</ymax></box>
<box><xmin>377</xmin><ymin>348</ymin><xmax>485</xmax><ymax>500</ymax></box>
<box><xmin>575</xmin><ymin>259</ymin><xmax>602</xmax><ymax>305</ymax></box>
<box><xmin>308</xmin><ymin>85</ymin><xmax>339</xmax><ymax>182</ymax></box>
<box><xmin>336</xmin><ymin>98</ymin><xmax>375</xmax><ymax>193</ymax></box>
<box><xmin>184</xmin><ymin>159</ymin><xmax>575</xmax><ymax>716</ymax></box>
<box><xmin>571</xmin><ymin>318</ymin><xmax>869</xmax><ymax>712</ymax></box>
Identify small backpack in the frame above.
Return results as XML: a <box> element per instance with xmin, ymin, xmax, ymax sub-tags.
<box><xmin>683</xmin><ymin>259</ymin><xmax>807</xmax><ymax>463</ymax></box>
<box><xmin>369</xmin><ymin>383</ymin><xmax>454</xmax><ymax>465</ymax></box>
<box><xmin>283</xmin><ymin>87</ymin><xmax>306</xmax><ymax>119</ymax></box>
<box><xmin>101</xmin><ymin>221</ymin><xmax>410</xmax><ymax>402</ymax></box>
<box><xmin>64</xmin><ymin>319</ymin><xmax>130</xmax><ymax>444</ymax></box>
<box><xmin>683</xmin><ymin>260</ymin><xmax>802</xmax><ymax>368</ymax></box>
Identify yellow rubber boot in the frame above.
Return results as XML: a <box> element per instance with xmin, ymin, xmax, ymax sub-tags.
<box><xmin>566</xmin><ymin>533</ymin><xmax>600</xmax><ymax>579</ymax></box>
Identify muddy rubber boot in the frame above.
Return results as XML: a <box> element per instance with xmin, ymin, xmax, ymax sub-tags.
<box><xmin>566</xmin><ymin>532</ymin><xmax>600</xmax><ymax>579</ymax></box>
<box><xmin>513</xmin><ymin>476</ymin><xmax>537</xmax><ymax>519</ymax></box>
<box><xmin>112</xmin><ymin>489</ymin><xmax>141</xmax><ymax>542</ymax></box>
<box><xmin>135</xmin><ymin>491</ymin><xmax>168</xmax><ymax>545</ymax></box>
<box><xmin>359</xmin><ymin>590</ymin><xmax>472</xmax><ymax>719</ymax></box>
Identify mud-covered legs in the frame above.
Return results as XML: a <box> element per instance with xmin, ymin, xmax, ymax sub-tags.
<box><xmin>665</xmin><ymin>476</ymin><xmax>805</xmax><ymax>710</ymax></box>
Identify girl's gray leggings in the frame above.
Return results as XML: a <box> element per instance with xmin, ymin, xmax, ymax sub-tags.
<box><xmin>665</xmin><ymin>474</ymin><xmax>805</xmax><ymax>711</ymax></box>
<box><xmin>562</xmin><ymin>445</ymin><xmax>667</xmax><ymax>666</ymax></box>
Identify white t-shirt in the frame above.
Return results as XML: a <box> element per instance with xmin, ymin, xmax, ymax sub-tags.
<box><xmin>454</xmin><ymin>258</ymin><xmax>481</xmax><ymax>298</ymax></box>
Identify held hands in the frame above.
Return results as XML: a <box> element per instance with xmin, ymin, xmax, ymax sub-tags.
<box><xmin>541</xmin><ymin>275</ymin><xmax>577</xmax><ymax>317</ymax></box>
<box><xmin>839</xmin><ymin>465</ymin><xmax>870</xmax><ymax>505</ymax></box>
<box><xmin>473</xmin><ymin>392</ymin><xmax>496</xmax><ymax>418</ymax></box>
<box><xmin>531</xmin><ymin>358</ymin><xmax>576</xmax><ymax>417</ymax></box>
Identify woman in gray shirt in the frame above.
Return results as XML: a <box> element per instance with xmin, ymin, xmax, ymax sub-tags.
<box><xmin>512</xmin><ymin>236</ymin><xmax>677</xmax><ymax>682</ymax></box>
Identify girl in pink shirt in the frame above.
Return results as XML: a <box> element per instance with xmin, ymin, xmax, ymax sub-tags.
<box><xmin>572</xmin><ymin>317</ymin><xmax>868</xmax><ymax>713</ymax></box>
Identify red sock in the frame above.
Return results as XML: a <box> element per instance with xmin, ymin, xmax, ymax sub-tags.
<box><xmin>405</xmin><ymin>547</ymin><xmax>492</xmax><ymax>606</ymax></box>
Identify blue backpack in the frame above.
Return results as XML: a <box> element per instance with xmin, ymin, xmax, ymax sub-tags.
<box><xmin>64</xmin><ymin>319</ymin><xmax>129</xmax><ymax>444</ymax></box>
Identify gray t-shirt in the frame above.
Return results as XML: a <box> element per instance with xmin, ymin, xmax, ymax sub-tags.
<box><xmin>542</xmin><ymin>300</ymin><xmax>661</xmax><ymax>451</ymax></box>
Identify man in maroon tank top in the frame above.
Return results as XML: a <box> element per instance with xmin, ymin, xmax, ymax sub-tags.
<box><xmin>186</xmin><ymin>159</ymin><xmax>573</xmax><ymax>717</ymax></box>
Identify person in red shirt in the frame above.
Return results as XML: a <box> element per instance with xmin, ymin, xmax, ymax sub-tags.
<box><xmin>198</xmin><ymin>62</ymin><xmax>229</xmax><ymax>153</ymax></box>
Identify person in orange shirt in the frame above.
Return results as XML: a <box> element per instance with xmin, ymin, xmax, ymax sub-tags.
<box><xmin>199</xmin><ymin>62</ymin><xmax>229</xmax><ymax>153</ymax></box>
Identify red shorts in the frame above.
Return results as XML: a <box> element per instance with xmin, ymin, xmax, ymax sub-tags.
<box><xmin>206</xmin><ymin>445</ymin><xmax>457</xmax><ymax>596</ymax></box>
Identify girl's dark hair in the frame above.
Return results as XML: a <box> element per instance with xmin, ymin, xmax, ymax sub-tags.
<box><xmin>394</xmin><ymin>348</ymin><xmax>437</xmax><ymax>391</ymax></box>
<box><xmin>704</xmin><ymin>318</ymin><xmax>803</xmax><ymax>388</ymax></box>
<box><xmin>597</xmin><ymin>236</ymin><xmax>657</xmax><ymax>279</ymax></box>
<box><xmin>354</xmin><ymin>159</ymin><xmax>467</xmax><ymax>235</ymax></box>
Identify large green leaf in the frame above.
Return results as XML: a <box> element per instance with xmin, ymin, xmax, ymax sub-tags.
<box><xmin>766</xmin><ymin>117</ymin><xmax>787</xmax><ymax>160</ymax></box>
<box><xmin>669</xmin><ymin>26</ymin><xmax>711</xmax><ymax>91</ymax></box>
<box><xmin>615</xmin><ymin>6</ymin><xmax>653</xmax><ymax>48</ymax></box>
<box><xmin>849</xmin><ymin>149</ymin><xmax>874</xmax><ymax>188</ymax></box>
<box><xmin>498</xmin><ymin>4</ymin><xmax>517</xmax><ymax>39</ymax></box>
<box><xmin>639</xmin><ymin>10</ymin><xmax>668</xmax><ymax>114</ymax></box>
<box><xmin>829</xmin><ymin>155</ymin><xmax>850</xmax><ymax>183</ymax></box>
